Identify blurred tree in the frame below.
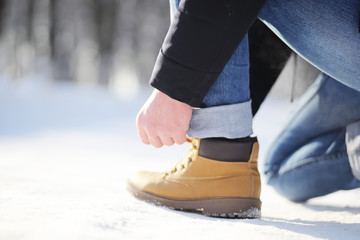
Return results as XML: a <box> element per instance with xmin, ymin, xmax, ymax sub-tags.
<box><xmin>0</xmin><ymin>0</ymin><xmax>169</xmax><ymax>89</ymax></box>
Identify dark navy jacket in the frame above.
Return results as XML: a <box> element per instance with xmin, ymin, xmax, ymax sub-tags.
<box><xmin>150</xmin><ymin>0</ymin><xmax>266</xmax><ymax>107</ymax></box>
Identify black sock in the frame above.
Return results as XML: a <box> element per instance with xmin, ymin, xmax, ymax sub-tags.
<box><xmin>198</xmin><ymin>137</ymin><xmax>257</xmax><ymax>162</ymax></box>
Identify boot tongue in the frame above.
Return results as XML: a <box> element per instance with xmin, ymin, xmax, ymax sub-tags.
<box><xmin>198</xmin><ymin>137</ymin><xmax>257</xmax><ymax>162</ymax></box>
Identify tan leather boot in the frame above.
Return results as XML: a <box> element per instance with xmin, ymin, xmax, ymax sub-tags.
<box><xmin>127</xmin><ymin>138</ymin><xmax>261</xmax><ymax>218</ymax></box>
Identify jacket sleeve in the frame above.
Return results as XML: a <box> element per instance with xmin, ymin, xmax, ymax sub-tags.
<box><xmin>149</xmin><ymin>0</ymin><xmax>266</xmax><ymax>107</ymax></box>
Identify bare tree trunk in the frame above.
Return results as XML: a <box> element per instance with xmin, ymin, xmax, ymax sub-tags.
<box><xmin>32</xmin><ymin>0</ymin><xmax>52</xmax><ymax>79</ymax></box>
<box><xmin>72</xmin><ymin>0</ymin><xmax>99</xmax><ymax>85</ymax></box>
<box><xmin>109</xmin><ymin>0</ymin><xmax>139</xmax><ymax>98</ymax></box>
<box><xmin>50</xmin><ymin>0</ymin><xmax>77</xmax><ymax>81</ymax></box>
<box><xmin>134</xmin><ymin>0</ymin><xmax>169</xmax><ymax>82</ymax></box>
<box><xmin>95</xmin><ymin>0</ymin><xmax>117</xmax><ymax>85</ymax></box>
<box><xmin>0</xmin><ymin>0</ymin><xmax>35</xmax><ymax>80</ymax></box>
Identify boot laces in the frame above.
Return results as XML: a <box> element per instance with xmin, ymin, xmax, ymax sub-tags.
<box><xmin>169</xmin><ymin>138</ymin><xmax>198</xmax><ymax>173</ymax></box>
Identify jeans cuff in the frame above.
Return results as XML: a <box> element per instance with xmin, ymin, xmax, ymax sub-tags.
<box><xmin>187</xmin><ymin>101</ymin><xmax>253</xmax><ymax>139</ymax></box>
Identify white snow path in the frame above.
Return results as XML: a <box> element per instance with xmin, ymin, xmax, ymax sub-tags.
<box><xmin>0</xmin><ymin>80</ymin><xmax>359</xmax><ymax>240</ymax></box>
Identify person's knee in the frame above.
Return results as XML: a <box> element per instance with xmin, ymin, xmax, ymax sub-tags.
<box><xmin>267</xmin><ymin>175</ymin><xmax>312</xmax><ymax>202</ymax></box>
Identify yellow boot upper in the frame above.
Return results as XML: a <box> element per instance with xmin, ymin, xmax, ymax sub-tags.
<box><xmin>129</xmin><ymin>138</ymin><xmax>261</xmax><ymax>200</ymax></box>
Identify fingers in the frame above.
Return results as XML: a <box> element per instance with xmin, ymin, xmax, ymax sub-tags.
<box><xmin>135</xmin><ymin>89</ymin><xmax>193</xmax><ymax>148</ymax></box>
<box><xmin>138</xmin><ymin>126</ymin><xmax>178</xmax><ymax>148</ymax></box>
<box><xmin>137</xmin><ymin>110</ymin><xmax>184</xmax><ymax>148</ymax></box>
<box><xmin>137</xmin><ymin>123</ymin><xmax>164</xmax><ymax>148</ymax></box>
<box><xmin>148</xmin><ymin>136</ymin><xmax>163</xmax><ymax>148</ymax></box>
<box><xmin>139</xmin><ymin>130</ymin><xmax>185</xmax><ymax>148</ymax></box>
<box><xmin>137</xmin><ymin>118</ymin><xmax>186</xmax><ymax>147</ymax></box>
<box><xmin>159</xmin><ymin>136</ymin><xmax>175</xmax><ymax>146</ymax></box>
<box><xmin>173</xmin><ymin>134</ymin><xmax>187</xmax><ymax>145</ymax></box>
<box><xmin>137</xmin><ymin>126</ymin><xmax>150</xmax><ymax>145</ymax></box>
<box><xmin>148</xmin><ymin>135</ymin><xmax>175</xmax><ymax>148</ymax></box>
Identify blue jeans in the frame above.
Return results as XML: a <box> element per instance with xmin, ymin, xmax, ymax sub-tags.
<box><xmin>170</xmin><ymin>0</ymin><xmax>360</xmax><ymax>201</ymax></box>
<box><xmin>265</xmin><ymin>74</ymin><xmax>360</xmax><ymax>202</ymax></box>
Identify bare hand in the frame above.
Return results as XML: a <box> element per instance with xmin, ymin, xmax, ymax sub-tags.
<box><xmin>136</xmin><ymin>89</ymin><xmax>193</xmax><ymax>148</ymax></box>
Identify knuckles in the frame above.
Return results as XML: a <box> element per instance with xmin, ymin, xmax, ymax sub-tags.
<box><xmin>136</xmin><ymin>104</ymin><xmax>189</xmax><ymax>148</ymax></box>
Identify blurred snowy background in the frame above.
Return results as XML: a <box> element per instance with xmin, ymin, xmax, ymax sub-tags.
<box><xmin>0</xmin><ymin>1</ymin><xmax>359</xmax><ymax>239</ymax></box>
<box><xmin>0</xmin><ymin>0</ymin><xmax>169</xmax><ymax>97</ymax></box>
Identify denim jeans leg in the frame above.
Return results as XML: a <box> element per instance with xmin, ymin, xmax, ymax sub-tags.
<box><xmin>259</xmin><ymin>0</ymin><xmax>360</xmax><ymax>91</ymax></box>
<box><xmin>264</xmin><ymin>74</ymin><xmax>360</xmax><ymax>202</ymax></box>
<box><xmin>186</xmin><ymin>39</ymin><xmax>253</xmax><ymax>139</ymax></box>
<box><xmin>258</xmin><ymin>0</ymin><xmax>360</xmax><ymax>200</ymax></box>
<box><xmin>169</xmin><ymin>0</ymin><xmax>253</xmax><ymax>139</ymax></box>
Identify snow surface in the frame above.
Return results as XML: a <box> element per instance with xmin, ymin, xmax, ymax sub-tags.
<box><xmin>0</xmin><ymin>79</ymin><xmax>359</xmax><ymax>240</ymax></box>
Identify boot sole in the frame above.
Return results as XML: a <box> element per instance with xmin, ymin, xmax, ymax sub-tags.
<box><xmin>127</xmin><ymin>181</ymin><xmax>261</xmax><ymax>218</ymax></box>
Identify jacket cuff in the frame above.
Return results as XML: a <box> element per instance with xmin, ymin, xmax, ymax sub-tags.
<box><xmin>150</xmin><ymin>51</ymin><xmax>220</xmax><ymax>107</ymax></box>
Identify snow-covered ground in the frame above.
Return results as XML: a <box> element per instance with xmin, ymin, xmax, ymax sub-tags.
<box><xmin>0</xmin><ymin>79</ymin><xmax>359</xmax><ymax>240</ymax></box>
